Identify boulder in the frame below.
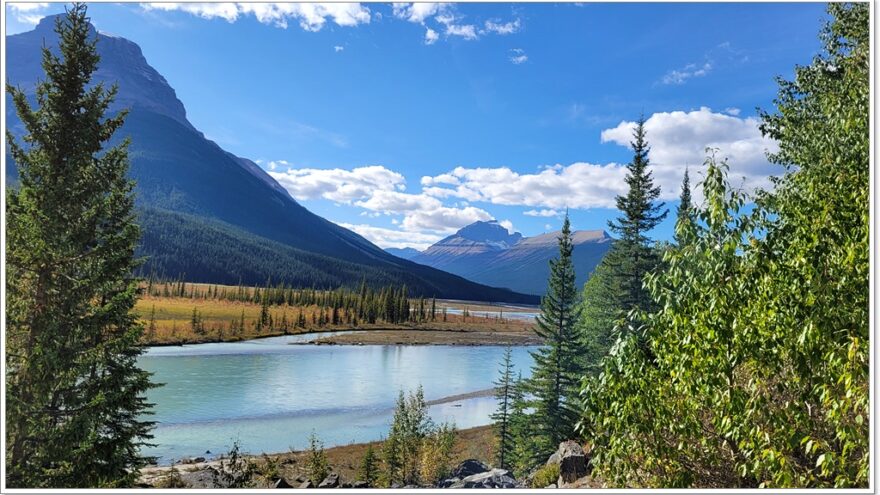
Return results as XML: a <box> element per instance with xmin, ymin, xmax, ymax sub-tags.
<box><xmin>546</xmin><ymin>441</ymin><xmax>589</xmax><ymax>484</ymax></box>
<box><xmin>298</xmin><ymin>480</ymin><xmax>313</xmax><ymax>489</ymax></box>
<box><xmin>545</xmin><ymin>483</ymin><xmax>557</xmax><ymax>489</ymax></box>
<box><xmin>438</xmin><ymin>478</ymin><xmax>459</xmax><ymax>488</ymax></box>
<box><xmin>272</xmin><ymin>477</ymin><xmax>293</xmax><ymax>489</ymax></box>
<box><xmin>351</xmin><ymin>481</ymin><xmax>369</xmax><ymax>488</ymax></box>
<box><xmin>318</xmin><ymin>473</ymin><xmax>339</xmax><ymax>488</ymax></box>
<box><xmin>452</xmin><ymin>459</ymin><xmax>490</xmax><ymax>479</ymax></box>
<box><xmin>456</xmin><ymin>469</ymin><xmax>516</xmax><ymax>488</ymax></box>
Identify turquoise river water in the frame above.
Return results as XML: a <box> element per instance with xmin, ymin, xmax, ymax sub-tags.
<box><xmin>137</xmin><ymin>333</ymin><xmax>535</xmax><ymax>464</ymax></box>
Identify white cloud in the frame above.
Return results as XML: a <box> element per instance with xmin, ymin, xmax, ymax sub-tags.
<box><xmin>724</xmin><ymin>107</ymin><xmax>741</xmax><ymax>116</ymax></box>
<box><xmin>437</xmin><ymin>13</ymin><xmax>478</xmax><ymax>40</ymax></box>
<box><xmin>268</xmin><ymin>165</ymin><xmax>405</xmax><ymax>203</ymax></box>
<box><xmin>509</xmin><ymin>48</ymin><xmax>528</xmax><ymax>65</ymax></box>
<box><xmin>334</xmin><ymin>45</ymin><xmax>344</xmax><ymax>52</ymax></box>
<box><xmin>7</xmin><ymin>2</ymin><xmax>49</xmax><ymax>25</ymax></box>
<box><xmin>354</xmin><ymin>190</ymin><xmax>492</xmax><ymax>233</ymax></box>
<box><xmin>524</xmin><ymin>209</ymin><xmax>559</xmax><ymax>217</ymax></box>
<box><xmin>483</xmin><ymin>18</ymin><xmax>520</xmax><ymax>35</ymax></box>
<box><xmin>422</xmin><ymin>163</ymin><xmax>629</xmax><ymax>209</ymax></box>
<box><xmin>424</xmin><ymin>28</ymin><xmax>439</xmax><ymax>45</ymax></box>
<box><xmin>422</xmin><ymin>108</ymin><xmax>776</xmax><ymax>210</ymax></box>
<box><xmin>337</xmin><ymin>223</ymin><xmax>442</xmax><ymax>250</ymax></box>
<box><xmin>661</xmin><ymin>61</ymin><xmax>712</xmax><ymax>85</ymax></box>
<box><xmin>392</xmin><ymin>2</ymin><xmax>448</xmax><ymax>23</ymax></box>
<box><xmin>143</xmin><ymin>3</ymin><xmax>371</xmax><ymax>31</ymax></box>
<box><xmin>499</xmin><ymin>219</ymin><xmax>515</xmax><ymax>234</ymax></box>
<box><xmin>600</xmin><ymin>107</ymin><xmax>778</xmax><ymax>198</ymax></box>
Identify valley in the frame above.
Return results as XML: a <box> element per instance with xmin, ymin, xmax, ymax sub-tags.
<box><xmin>136</xmin><ymin>282</ymin><xmax>539</xmax><ymax>346</ymax></box>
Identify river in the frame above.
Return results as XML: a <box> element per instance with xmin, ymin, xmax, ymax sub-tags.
<box><xmin>138</xmin><ymin>332</ymin><xmax>536</xmax><ymax>464</ymax></box>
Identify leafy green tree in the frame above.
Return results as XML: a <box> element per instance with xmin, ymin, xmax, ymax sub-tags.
<box><xmin>602</xmin><ymin>116</ymin><xmax>668</xmax><ymax>314</ymax></box>
<box><xmin>580</xmin><ymin>4</ymin><xmax>870</xmax><ymax>483</ymax></box>
<box><xmin>491</xmin><ymin>346</ymin><xmax>516</xmax><ymax>469</ymax></box>
<box><xmin>5</xmin><ymin>4</ymin><xmax>155</xmax><ymax>487</ymax></box>
<box><xmin>751</xmin><ymin>2</ymin><xmax>869</xmax><ymax>485</ymax></box>
<box><xmin>527</xmin><ymin>213</ymin><xmax>586</xmax><ymax>459</ymax></box>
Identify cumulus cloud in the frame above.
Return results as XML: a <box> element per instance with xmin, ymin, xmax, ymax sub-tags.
<box><xmin>524</xmin><ymin>209</ymin><xmax>559</xmax><ymax>217</ymax></box>
<box><xmin>508</xmin><ymin>48</ymin><xmax>528</xmax><ymax>65</ymax></box>
<box><xmin>499</xmin><ymin>219</ymin><xmax>515</xmax><ymax>234</ymax></box>
<box><xmin>7</xmin><ymin>2</ymin><xmax>49</xmax><ymax>24</ymax></box>
<box><xmin>600</xmin><ymin>107</ymin><xmax>778</xmax><ymax>197</ymax></box>
<box><xmin>355</xmin><ymin>190</ymin><xmax>492</xmax><ymax>233</ymax></box>
<box><xmin>661</xmin><ymin>61</ymin><xmax>712</xmax><ymax>85</ymax></box>
<box><xmin>268</xmin><ymin>165</ymin><xmax>405</xmax><ymax>203</ymax></box>
<box><xmin>724</xmin><ymin>107</ymin><xmax>741</xmax><ymax>116</ymax></box>
<box><xmin>423</xmin><ymin>108</ymin><xmax>776</xmax><ymax>210</ymax></box>
<box><xmin>422</xmin><ymin>163</ymin><xmax>629</xmax><ymax>209</ymax></box>
<box><xmin>334</xmin><ymin>45</ymin><xmax>344</xmax><ymax>52</ymax></box>
<box><xmin>337</xmin><ymin>222</ymin><xmax>442</xmax><ymax>250</ymax></box>
<box><xmin>142</xmin><ymin>3</ymin><xmax>371</xmax><ymax>31</ymax></box>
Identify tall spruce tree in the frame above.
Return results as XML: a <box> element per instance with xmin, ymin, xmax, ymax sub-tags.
<box><xmin>674</xmin><ymin>168</ymin><xmax>693</xmax><ymax>244</ymax></box>
<box><xmin>5</xmin><ymin>4</ymin><xmax>155</xmax><ymax>487</ymax></box>
<box><xmin>527</xmin><ymin>213</ymin><xmax>586</xmax><ymax>459</ymax></box>
<box><xmin>490</xmin><ymin>346</ymin><xmax>516</xmax><ymax>470</ymax></box>
<box><xmin>602</xmin><ymin>116</ymin><xmax>668</xmax><ymax>313</ymax></box>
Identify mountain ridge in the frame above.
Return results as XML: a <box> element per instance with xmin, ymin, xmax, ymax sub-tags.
<box><xmin>409</xmin><ymin>222</ymin><xmax>614</xmax><ymax>295</ymax></box>
<box><xmin>5</xmin><ymin>15</ymin><xmax>537</xmax><ymax>303</ymax></box>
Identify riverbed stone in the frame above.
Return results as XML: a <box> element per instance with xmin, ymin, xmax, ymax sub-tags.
<box><xmin>318</xmin><ymin>473</ymin><xmax>339</xmax><ymax>488</ymax></box>
<box><xmin>298</xmin><ymin>480</ymin><xmax>313</xmax><ymax>489</ymax></box>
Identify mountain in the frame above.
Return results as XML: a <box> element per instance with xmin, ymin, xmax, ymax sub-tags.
<box><xmin>5</xmin><ymin>15</ymin><xmax>537</xmax><ymax>304</ymax></box>
<box><xmin>384</xmin><ymin>247</ymin><xmax>422</xmax><ymax>260</ymax></box>
<box><xmin>410</xmin><ymin>222</ymin><xmax>613</xmax><ymax>296</ymax></box>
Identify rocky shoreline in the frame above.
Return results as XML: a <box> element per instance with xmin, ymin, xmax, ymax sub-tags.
<box><xmin>140</xmin><ymin>440</ymin><xmax>597</xmax><ymax>489</ymax></box>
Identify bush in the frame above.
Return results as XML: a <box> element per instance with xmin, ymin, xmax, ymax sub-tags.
<box><xmin>531</xmin><ymin>463</ymin><xmax>560</xmax><ymax>488</ymax></box>
<box><xmin>306</xmin><ymin>432</ymin><xmax>329</xmax><ymax>484</ymax></box>
<box><xmin>418</xmin><ymin>422</ymin><xmax>456</xmax><ymax>484</ymax></box>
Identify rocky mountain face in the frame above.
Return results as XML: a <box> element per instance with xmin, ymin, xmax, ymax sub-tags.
<box><xmin>4</xmin><ymin>15</ymin><xmax>536</xmax><ymax>303</ymax></box>
<box><xmin>410</xmin><ymin>222</ymin><xmax>613</xmax><ymax>296</ymax></box>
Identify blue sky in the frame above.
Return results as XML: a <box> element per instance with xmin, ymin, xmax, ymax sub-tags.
<box><xmin>6</xmin><ymin>2</ymin><xmax>829</xmax><ymax>249</ymax></box>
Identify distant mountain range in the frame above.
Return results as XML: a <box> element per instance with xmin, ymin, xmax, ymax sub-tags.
<box><xmin>5</xmin><ymin>15</ymin><xmax>537</xmax><ymax>304</ymax></box>
<box><xmin>387</xmin><ymin>221</ymin><xmax>613</xmax><ymax>296</ymax></box>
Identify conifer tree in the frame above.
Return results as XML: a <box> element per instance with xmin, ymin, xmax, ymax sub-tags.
<box><xmin>674</xmin><ymin>168</ymin><xmax>693</xmax><ymax>244</ymax></box>
<box><xmin>358</xmin><ymin>445</ymin><xmax>379</xmax><ymax>487</ymax></box>
<box><xmin>602</xmin><ymin>116</ymin><xmax>668</xmax><ymax>313</ymax></box>
<box><xmin>491</xmin><ymin>346</ymin><xmax>516</xmax><ymax>470</ymax></box>
<box><xmin>5</xmin><ymin>4</ymin><xmax>155</xmax><ymax>487</ymax></box>
<box><xmin>527</xmin><ymin>212</ymin><xmax>586</xmax><ymax>459</ymax></box>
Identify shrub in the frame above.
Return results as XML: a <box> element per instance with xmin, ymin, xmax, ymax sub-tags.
<box><xmin>531</xmin><ymin>463</ymin><xmax>560</xmax><ymax>488</ymax></box>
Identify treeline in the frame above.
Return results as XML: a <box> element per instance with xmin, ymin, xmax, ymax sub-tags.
<box><xmin>146</xmin><ymin>278</ymin><xmax>448</xmax><ymax>326</ymax></box>
<box><xmin>490</xmin><ymin>3</ymin><xmax>868</xmax><ymax>488</ymax></box>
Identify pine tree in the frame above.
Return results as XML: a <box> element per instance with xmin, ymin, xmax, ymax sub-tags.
<box><xmin>5</xmin><ymin>4</ymin><xmax>156</xmax><ymax>487</ymax></box>
<box><xmin>527</xmin><ymin>212</ymin><xmax>587</xmax><ymax>460</ymax></box>
<box><xmin>306</xmin><ymin>431</ymin><xmax>329</xmax><ymax>484</ymax></box>
<box><xmin>674</xmin><ymin>168</ymin><xmax>693</xmax><ymax>244</ymax></box>
<box><xmin>491</xmin><ymin>346</ymin><xmax>516</xmax><ymax>470</ymax></box>
<box><xmin>602</xmin><ymin>116</ymin><xmax>668</xmax><ymax>313</ymax></box>
<box><xmin>507</xmin><ymin>373</ymin><xmax>537</xmax><ymax>478</ymax></box>
<box><xmin>357</xmin><ymin>445</ymin><xmax>379</xmax><ymax>487</ymax></box>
